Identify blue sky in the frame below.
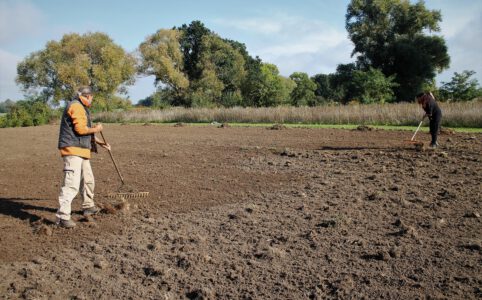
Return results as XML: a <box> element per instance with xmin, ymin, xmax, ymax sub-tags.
<box><xmin>1</xmin><ymin>0</ymin><xmax>481</xmax><ymax>103</ymax></box>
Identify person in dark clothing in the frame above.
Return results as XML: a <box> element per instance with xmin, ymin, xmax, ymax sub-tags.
<box><xmin>416</xmin><ymin>92</ymin><xmax>442</xmax><ymax>148</ymax></box>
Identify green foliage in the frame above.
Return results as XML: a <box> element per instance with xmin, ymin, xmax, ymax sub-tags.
<box><xmin>138</xmin><ymin>29</ymin><xmax>189</xmax><ymax>99</ymax></box>
<box><xmin>240</xmin><ymin>57</ymin><xmax>263</xmax><ymax>106</ymax></box>
<box><xmin>346</xmin><ymin>0</ymin><xmax>450</xmax><ymax>101</ymax></box>
<box><xmin>194</xmin><ymin>34</ymin><xmax>246</xmax><ymax>106</ymax></box>
<box><xmin>178</xmin><ymin>21</ymin><xmax>212</xmax><ymax>82</ymax></box>
<box><xmin>139</xmin><ymin>20</ymin><xmax>321</xmax><ymax>108</ymax></box>
<box><xmin>91</xmin><ymin>95</ymin><xmax>132</xmax><ymax>112</ymax></box>
<box><xmin>189</xmin><ymin>67</ymin><xmax>224</xmax><ymax>107</ymax></box>
<box><xmin>330</xmin><ymin>63</ymin><xmax>358</xmax><ymax>103</ymax></box>
<box><xmin>220</xmin><ymin>90</ymin><xmax>244</xmax><ymax>107</ymax></box>
<box><xmin>352</xmin><ymin>68</ymin><xmax>398</xmax><ymax>104</ymax></box>
<box><xmin>0</xmin><ymin>98</ymin><xmax>54</xmax><ymax>128</ymax></box>
<box><xmin>312</xmin><ymin>74</ymin><xmax>332</xmax><ymax>100</ymax></box>
<box><xmin>223</xmin><ymin>38</ymin><xmax>264</xmax><ymax>106</ymax></box>
<box><xmin>439</xmin><ymin>70</ymin><xmax>482</xmax><ymax>101</ymax></box>
<box><xmin>140</xmin><ymin>22</ymin><xmax>250</xmax><ymax>108</ymax></box>
<box><xmin>16</xmin><ymin>32</ymin><xmax>136</xmax><ymax>109</ymax></box>
<box><xmin>242</xmin><ymin>63</ymin><xmax>294</xmax><ymax>107</ymax></box>
<box><xmin>390</xmin><ymin>35</ymin><xmax>449</xmax><ymax>100</ymax></box>
<box><xmin>137</xmin><ymin>91</ymin><xmax>172</xmax><ymax>109</ymax></box>
<box><xmin>289</xmin><ymin>72</ymin><xmax>317</xmax><ymax>106</ymax></box>
<box><xmin>0</xmin><ymin>99</ymin><xmax>15</xmax><ymax>113</ymax></box>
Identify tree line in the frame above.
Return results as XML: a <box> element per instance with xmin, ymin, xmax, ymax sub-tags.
<box><xmin>2</xmin><ymin>0</ymin><xmax>481</xmax><ymax>127</ymax></box>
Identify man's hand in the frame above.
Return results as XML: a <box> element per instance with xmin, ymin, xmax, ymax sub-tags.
<box><xmin>94</xmin><ymin>136</ymin><xmax>111</xmax><ymax>151</ymax></box>
<box><xmin>91</xmin><ymin>123</ymin><xmax>103</xmax><ymax>133</ymax></box>
<box><xmin>100</xmin><ymin>143</ymin><xmax>111</xmax><ymax>151</ymax></box>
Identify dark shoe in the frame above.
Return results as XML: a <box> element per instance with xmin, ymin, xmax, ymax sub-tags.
<box><xmin>83</xmin><ymin>206</ymin><xmax>100</xmax><ymax>216</ymax></box>
<box><xmin>429</xmin><ymin>142</ymin><xmax>439</xmax><ymax>149</ymax></box>
<box><xmin>57</xmin><ymin>219</ymin><xmax>76</xmax><ymax>228</ymax></box>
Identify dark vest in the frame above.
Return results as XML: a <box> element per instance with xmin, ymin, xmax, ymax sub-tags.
<box><xmin>58</xmin><ymin>99</ymin><xmax>93</xmax><ymax>149</ymax></box>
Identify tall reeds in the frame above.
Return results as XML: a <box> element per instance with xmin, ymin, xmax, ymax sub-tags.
<box><xmin>94</xmin><ymin>101</ymin><xmax>482</xmax><ymax>128</ymax></box>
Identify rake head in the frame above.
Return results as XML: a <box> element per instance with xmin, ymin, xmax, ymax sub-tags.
<box><xmin>404</xmin><ymin>140</ymin><xmax>424</xmax><ymax>145</ymax></box>
<box><xmin>107</xmin><ymin>192</ymin><xmax>149</xmax><ymax>199</ymax></box>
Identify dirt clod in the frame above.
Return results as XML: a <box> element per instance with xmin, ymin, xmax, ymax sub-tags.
<box><xmin>268</xmin><ymin>123</ymin><xmax>287</xmax><ymax>130</ymax></box>
<box><xmin>356</xmin><ymin>125</ymin><xmax>374</xmax><ymax>131</ymax></box>
<box><xmin>366</xmin><ymin>191</ymin><xmax>383</xmax><ymax>201</ymax></box>
<box><xmin>33</xmin><ymin>224</ymin><xmax>52</xmax><ymax>236</ymax></box>
<box><xmin>440</xmin><ymin>128</ymin><xmax>456</xmax><ymax>135</ymax></box>
<box><xmin>100</xmin><ymin>203</ymin><xmax>117</xmax><ymax>214</ymax></box>
<box><xmin>464</xmin><ymin>211</ymin><xmax>480</xmax><ymax>218</ymax></box>
<box><xmin>93</xmin><ymin>257</ymin><xmax>108</xmax><ymax>269</ymax></box>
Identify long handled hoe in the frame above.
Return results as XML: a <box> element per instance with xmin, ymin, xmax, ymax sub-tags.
<box><xmin>100</xmin><ymin>131</ymin><xmax>149</xmax><ymax>199</ymax></box>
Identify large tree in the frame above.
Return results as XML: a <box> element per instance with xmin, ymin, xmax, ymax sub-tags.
<box><xmin>195</xmin><ymin>35</ymin><xmax>246</xmax><ymax>106</ymax></box>
<box><xmin>346</xmin><ymin>0</ymin><xmax>450</xmax><ymax>101</ymax></box>
<box><xmin>139</xmin><ymin>20</ymin><xmax>301</xmax><ymax>108</ymax></box>
<box><xmin>311</xmin><ymin>74</ymin><xmax>333</xmax><ymax>101</ymax></box>
<box><xmin>330</xmin><ymin>63</ymin><xmax>358</xmax><ymax>103</ymax></box>
<box><xmin>177</xmin><ymin>21</ymin><xmax>212</xmax><ymax>82</ymax></box>
<box><xmin>138</xmin><ymin>29</ymin><xmax>189</xmax><ymax>101</ymax></box>
<box><xmin>289</xmin><ymin>72</ymin><xmax>317</xmax><ymax>106</ymax></box>
<box><xmin>16</xmin><ymin>32</ymin><xmax>136</xmax><ymax>110</ymax></box>
<box><xmin>243</xmin><ymin>63</ymin><xmax>294</xmax><ymax>107</ymax></box>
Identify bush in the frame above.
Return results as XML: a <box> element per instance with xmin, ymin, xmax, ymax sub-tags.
<box><xmin>0</xmin><ymin>115</ymin><xmax>7</xmax><ymax>127</ymax></box>
<box><xmin>0</xmin><ymin>99</ymin><xmax>54</xmax><ymax>128</ymax></box>
<box><xmin>439</xmin><ymin>70</ymin><xmax>482</xmax><ymax>101</ymax></box>
<box><xmin>351</xmin><ymin>68</ymin><xmax>398</xmax><ymax>104</ymax></box>
<box><xmin>220</xmin><ymin>91</ymin><xmax>244</xmax><ymax>107</ymax></box>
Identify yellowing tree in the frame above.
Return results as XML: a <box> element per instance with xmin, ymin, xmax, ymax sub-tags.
<box><xmin>16</xmin><ymin>32</ymin><xmax>136</xmax><ymax>110</ymax></box>
<box><xmin>138</xmin><ymin>29</ymin><xmax>189</xmax><ymax>96</ymax></box>
<box><xmin>194</xmin><ymin>34</ymin><xmax>246</xmax><ymax>106</ymax></box>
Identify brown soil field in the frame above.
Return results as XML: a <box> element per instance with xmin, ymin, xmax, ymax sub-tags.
<box><xmin>0</xmin><ymin>124</ymin><xmax>481</xmax><ymax>299</ymax></box>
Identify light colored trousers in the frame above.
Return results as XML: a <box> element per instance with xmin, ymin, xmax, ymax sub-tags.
<box><xmin>56</xmin><ymin>156</ymin><xmax>95</xmax><ymax>220</ymax></box>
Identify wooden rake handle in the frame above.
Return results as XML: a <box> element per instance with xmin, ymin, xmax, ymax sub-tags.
<box><xmin>99</xmin><ymin>131</ymin><xmax>125</xmax><ymax>185</ymax></box>
<box><xmin>410</xmin><ymin>120</ymin><xmax>424</xmax><ymax>141</ymax></box>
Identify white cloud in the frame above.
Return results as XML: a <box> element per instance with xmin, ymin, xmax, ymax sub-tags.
<box><xmin>213</xmin><ymin>18</ymin><xmax>283</xmax><ymax>35</ymax></box>
<box><xmin>437</xmin><ymin>11</ymin><xmax>482</xmax><ymax>84</ymax></box>
<box><xmin>433</xmin><ymin>0</ymin><xmax>482</xmax><ymax>39</ymax></box>
<box><xmin>0</xmin><ymin>49</ymin><xmax>23</xmax><ymax>101</ymax></box>
<box><xmin>0</xmin><ymin>0</ymin><xmax>45</xmax><ymax>45</ymax></box>
<box><xmin>215</xmin><ymin>15</ymin><xmax>353</xmax><ymax>76</ymax></box>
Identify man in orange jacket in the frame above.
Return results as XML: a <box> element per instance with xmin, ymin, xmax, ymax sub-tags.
<box><xmin>56</xmin><ymin>86</ymin><xmax>110</xmax><ymax>228</ymax></box>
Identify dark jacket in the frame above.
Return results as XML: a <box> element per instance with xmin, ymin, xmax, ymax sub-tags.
<box><xmin>422</xmin><ymin>94</ymin><xmax>442</xmax><ymax>121</ymax></box>
<box><xmin>58</xmin><ymin>99</ymin><xmax>93</xmax><ymax>149</ymax></box>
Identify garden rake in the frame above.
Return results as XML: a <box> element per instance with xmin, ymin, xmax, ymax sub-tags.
<box><xmin>99</xmin><ymin>131</ymin><xmax>149</xmax><ymax>199</ymax></box>
<box><xmin>404</xmin><ymin>119</ymin><xmax>424</xmax><ymax>147</ymax></box>
<box><xmin>410</xmin><ymin>120</ymin><xmax>423</xmax><ymax>141</ymax></box>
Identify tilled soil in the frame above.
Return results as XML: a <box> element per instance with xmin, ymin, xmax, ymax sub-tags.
<box><xmin>0</xmin><ymin>124</ymin><xmax>480</xmax><ymax>299</ymax></box>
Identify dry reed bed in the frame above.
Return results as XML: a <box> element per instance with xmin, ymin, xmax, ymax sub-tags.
<box><xmin>94</xmin><ymin>101</ymin><xmax>482</xmax><ymax>127</ymax></box>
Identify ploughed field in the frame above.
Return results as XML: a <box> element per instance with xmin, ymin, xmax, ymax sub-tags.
<box><xmin>0</xmin><ymin>124</ymin><xmax>480</xmax><ymax>299</ymax></box>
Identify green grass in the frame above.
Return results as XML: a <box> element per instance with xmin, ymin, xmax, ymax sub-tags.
<box><xmin>114</xmin><ymin>122</ymin><xmax>482</xmax><ymax>133</ymax></box>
